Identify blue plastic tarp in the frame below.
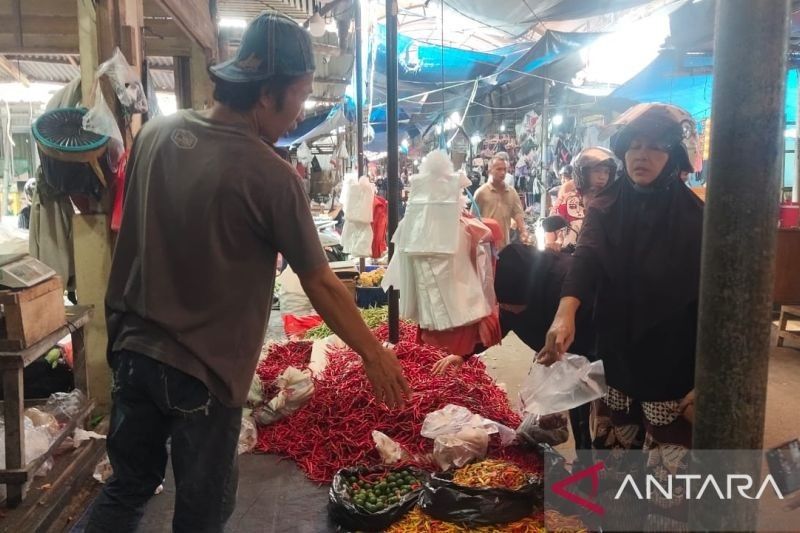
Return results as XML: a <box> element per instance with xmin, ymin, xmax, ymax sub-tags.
<box><xmin>611</xmin><ymin>51</ymin><xmax>798</xmax><ymax>123</ymax></box>
<box><xmin>372</xmin><ymin>24</ymin><xmax>503</xmax><ymax>84</ymax></box>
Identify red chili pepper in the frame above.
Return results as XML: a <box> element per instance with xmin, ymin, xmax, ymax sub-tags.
<box><xmin>255</xmin><ymin>322</ymin><xmax>541</xmax><ymax>483</ymax></box>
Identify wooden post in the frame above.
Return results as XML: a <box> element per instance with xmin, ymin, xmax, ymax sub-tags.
<box><xmin>77</xmin><ymin>0</ymin><xmax>99</xmax><ymax>103</ymax></box>
<box><xmin>73</xmin><ymin>0</ymin><xmax>142</xmax><ymax>412</ymax></box>
<box><xmin>189</xmin><ymin>41</ymin><xmax>213</xmax><ymax>110</ymax></box>
<box><xmin>2</xmin><ymin>367</ymin><xmax>25</xmax><ymax>505</ymax></box>
<box><xmin>174</xmin><ymin>56</ymin><xmax>192</xmax><ymax>109</ymax></box>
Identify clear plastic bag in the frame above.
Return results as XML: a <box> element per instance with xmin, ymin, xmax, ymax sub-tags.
<box><xmin>516</xmin><ymin>412</ymin><xmax>570</xmax><ymax>447</ymax></box>
<box><xmin>97</xmin><ymin>48</ymin><xmax>148</xmax><ymax>113</ymax></box>
<box><xmin>518</xmin><ymin>354</ymin><xmax>607</xmax><ymax>416</ymax></box>
<box><xmin>432</xmin><ymin>427</ymin><xmax>490</xmax><ymax>470</ymax></box>
<box><xmin>83</xmin><ymin>85</ymin><xmax>123</xmax><ymax>144</ymax></box>
<box><xmin>43</xmin><ymin>389</ymin><xmax>87</xmax><ymax>424</ymax></box>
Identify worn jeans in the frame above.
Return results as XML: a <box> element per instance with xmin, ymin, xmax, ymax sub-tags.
<box><xmin>86</xmin><ymin>350</ymin><xmax>242</xmax><ymax>533</ymax></box>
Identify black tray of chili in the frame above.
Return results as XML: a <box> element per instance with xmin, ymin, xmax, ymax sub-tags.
<box><xmin>328</xmin><ymin>465</ymin><xmax>430</xmax><ymax>532</ymax></box>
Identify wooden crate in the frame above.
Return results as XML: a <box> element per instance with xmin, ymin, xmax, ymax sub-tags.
<box><xmin>0</xmin><ymin>277</ymin><xmax>65</xmax><ymax>351</ymax></box>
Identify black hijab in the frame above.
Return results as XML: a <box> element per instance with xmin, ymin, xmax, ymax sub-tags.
<box><xmin>574</xmin><ymin>145</ymin><xmax>704</xmax><ymax>345</ymax></box>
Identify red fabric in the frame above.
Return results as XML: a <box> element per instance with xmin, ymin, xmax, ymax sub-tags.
<box><xmin>110</xmin><ymin>151</ymin><xmax>129</xmax><ymax>232</ymax></box>
<box><xmin>371</xmin><ymin>195</ymin><xmax>388</xmax><ymax>258</ymax></box>
<box><xmin>420</xmin><ymin>308</ymin><xmax>502</xmax><ymax>356</ymax></box>
<box><xmin>282</xmin><ymin>314</ymin><xmax>323</xmax><ymax>337</ymax></box>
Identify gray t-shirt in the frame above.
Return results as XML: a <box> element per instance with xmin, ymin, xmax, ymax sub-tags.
<box><xmin>106</xmin><ymin>110</ymin><xmax>327</xmax><ymax>407</ymax></box>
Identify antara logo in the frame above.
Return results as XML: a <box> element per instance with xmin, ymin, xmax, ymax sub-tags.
<box><xmin>615</xmin><ymin>474</ymin><xmax>785</xmax><ymax>501</ymax></box>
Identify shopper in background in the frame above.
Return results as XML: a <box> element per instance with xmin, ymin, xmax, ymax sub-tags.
<box><xmin>474</xmin><ymin>153</ymin><xmax>529</xmax><ymax>248</ymax></box>
<box><xmin>551</xmin><ymin>147</ymin><xmax>618</xmax><ymax>249</ymax></box>
<box><xmin>549</xmin><ymin>164</ymin><xmax>574</xmax><ymax>214</ymax></box>
<box><xmin>538</xmin><ymin>103</ymin><xmax>703</xmax><ymax>530</ymax></box>
<box><xmin>88</xmin><ymin>13</ymin><xmax>409</xmax><ymax>533</ymax></box>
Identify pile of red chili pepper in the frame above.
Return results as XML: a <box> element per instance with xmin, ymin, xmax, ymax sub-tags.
<box><xmin>255</xmin><ymin>322</ymin><xmax>540</xmax><ymax>482</ymax></box>
<box><xmin>451</xmin><ymin>459</ymin><xmax>528</xmax><ymax>490</ymax></box>
<box><xmin>257</xmin><ymin>341</ymin><xmax>312</xmax><ymax>397</ymax></box>
<box><xmin>385</xmin><ymin>508</ymin><xmax>587</xmax><ymax>533</ymax></box>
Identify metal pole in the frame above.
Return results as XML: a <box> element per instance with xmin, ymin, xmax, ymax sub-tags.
<box><xmin>691</xmin><ymin>1</ymin><xmax>789</xmax><ymax>530</ymax></box>
<box><xmin>539</xmin><ymin>78</ymin><xmax>550</xmax><ymax>219</ymax></box>
<box><xmin>355</xmin><ymin>0</ymin><xmax>365</xmax><ymax>180</ymax></box>
<box><xmin>355</xmin><ymin>0</ymin><xmax>366</xmax><ymax>273</ymax></box>
<box><xmin>385</xmin><ymin>0</ymin><xmax>400</xmax><ymax>344</ymax></box>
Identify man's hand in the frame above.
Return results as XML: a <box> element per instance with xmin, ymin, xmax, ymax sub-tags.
<box><xmin>679</xmin><ymin>389</ymin><xmax>695</xmax><ymax>424</ymax></box>
<box><xmin>432</xmin><ymin>355</ymin><xmax>465</xmax><ymax>375</ymax></box>
<box><xmin>362</xmin><ymin>345</ymin><xmax>411</xmax><ymax>408</ymax></box>
<box><xmin>537</xmin><ymin>314</ymin><xmax>575</xmax><ymax>366</ymax></box>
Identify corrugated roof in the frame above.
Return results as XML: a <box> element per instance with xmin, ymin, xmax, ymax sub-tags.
<box><xmin>218</xmin><ymin>0</ymin><xmax>313</xmax><ymax>21</ymax></box>
<box><xmin>0</xmin><ymin>54</ymin><xmax>175</xmax><ymax>91</ymax></box>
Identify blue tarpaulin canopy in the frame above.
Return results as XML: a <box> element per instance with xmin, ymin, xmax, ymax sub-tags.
<box><xmin>610</xmin><ymin>50</ymin><xmax>798</xmax><ymax>124</ymax></box>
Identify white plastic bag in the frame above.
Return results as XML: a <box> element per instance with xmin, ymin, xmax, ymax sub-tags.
<box><xmin>93</xmin><ymin>454</ymin><xmax>113</xmax><ymax>484</ymax></box>
<box><xmin>83</xmin><ymin>85</ymin><xmax>123</xmax><ymax>144</ymax></box>
<box><xmin>372</xmin><ymin>430</ymin><xmax>407</xmax><ymax>464</ymax></box>
<box><xmin>343</xmin><ymin>176</ymin><xmax>374</xmax><ymax>224</ymax></box>
<box><xmin>519</xmin><ymin>354</ymin><xmax>608</xmax><ymax>416</ymax></box>
<box><xmin>341</xmin><ymin>220</ymin><xmax>373</xmax><ymax>257</ymax></box>
<box><xmin>238</xmin><ymin>416</ymin><xmax>257</xmax><ymax>455</ymax></box>
<box><xmin>296</xmin><ymin>142</ymin><xmax>313</xmax><ymax>165</ymax></box>
<box><xmin>253</xmin><ymin>366</ymin><xmax>315</xmax><ymax>425</ymax></box>
<box><xmin>432</xmin><ymin>427</ymin><xmax>490</xmax><ymax>470</ymax></box>
<box><xmin>97</xmin><ymin>48</ymin><xmax>147</xmax><ymax>113</ymax></box>
<box><xmin>421</xmin><ymin>404</ymin><xmax>516</xmax><ymax>447</ymax></box>
<box><xmin>394</xmin><ymin>151</ymin><xmax>464</xmax><ymax>255</ymax></box>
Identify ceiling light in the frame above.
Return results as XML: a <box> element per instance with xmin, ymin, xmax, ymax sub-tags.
<box><xmin>219</xmin><ymin>17</ymin><xmax>247</xmax><ymax>29</ymax></box>
<box><xmin>552</xmin><ymin>114</ymin><xmax>564</xmax><ymax>126</ymax></box>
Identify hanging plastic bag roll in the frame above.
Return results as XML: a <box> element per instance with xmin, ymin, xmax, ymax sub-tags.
<box><xmin>518</xmin><ymin>354</ymin><xmax>608</xmax><ymax>416</ymax></box>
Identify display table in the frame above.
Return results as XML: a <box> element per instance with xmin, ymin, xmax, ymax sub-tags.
<box><xmin>0</xmin><ymin>305</ymin><xmax>93</xmax><ymax>507</ymax></box>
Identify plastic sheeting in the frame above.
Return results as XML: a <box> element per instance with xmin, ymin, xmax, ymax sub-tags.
<box><xmin>609</xmin><ymin>50</ymin><xmax>799</xmax><ymax>122</ymax></box>
<box><xmin>441</xmin><ymin>0</ymin><xmax>655</xmax><ymax>37</ymax></box>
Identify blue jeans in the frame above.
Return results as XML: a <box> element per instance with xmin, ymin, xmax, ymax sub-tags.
<box><xmin>86</xmin><ymin>350</ymin><xmax>242</xmax><ymax>533</ymax></box>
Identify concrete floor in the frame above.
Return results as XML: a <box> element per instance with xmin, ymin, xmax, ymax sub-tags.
<box><xmin>71</xmin><ymin>326</ymin><xmax>800</xmax><ymax>532</ymax></box>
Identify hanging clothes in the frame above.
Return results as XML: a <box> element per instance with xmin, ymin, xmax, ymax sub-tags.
<box><xmin>29</xmin><ymin>170</ymin><xmax>76</xmax><ymax>291</ymax></box>
<box><xmin>371</xmin><ymin>195</ymin><xmax>388</xmax><ymax>259</ymax></box>
<box><xmin>111</xmin><ymin>150</ymin><xmax>129</xmax><ymax>232</ymax></box>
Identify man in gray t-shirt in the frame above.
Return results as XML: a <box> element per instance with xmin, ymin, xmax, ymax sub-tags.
<box><xmin>87</xmin><ymin>13</ymin><xmax>409</xmax><ymax>533</ymax></box>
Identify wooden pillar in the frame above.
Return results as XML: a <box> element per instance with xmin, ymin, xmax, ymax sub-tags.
<box><xmin>77</xmin><ymin>0</ymin><xmax>99</xmax><ymax>104</ymax></box>
<box><xmin>189</xmin><ymin>42</ymin><xmax>213</xmax><ymax>110</ymax></box>
<box><xmin>74</xmin><ymin>0</ymin><xmax>143</xmax><ymax>412</ymax></box>
<box><xmin>174</xmin><ymin>56</ymin><xmax>192</xmax><ymax>109</ymax></box>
